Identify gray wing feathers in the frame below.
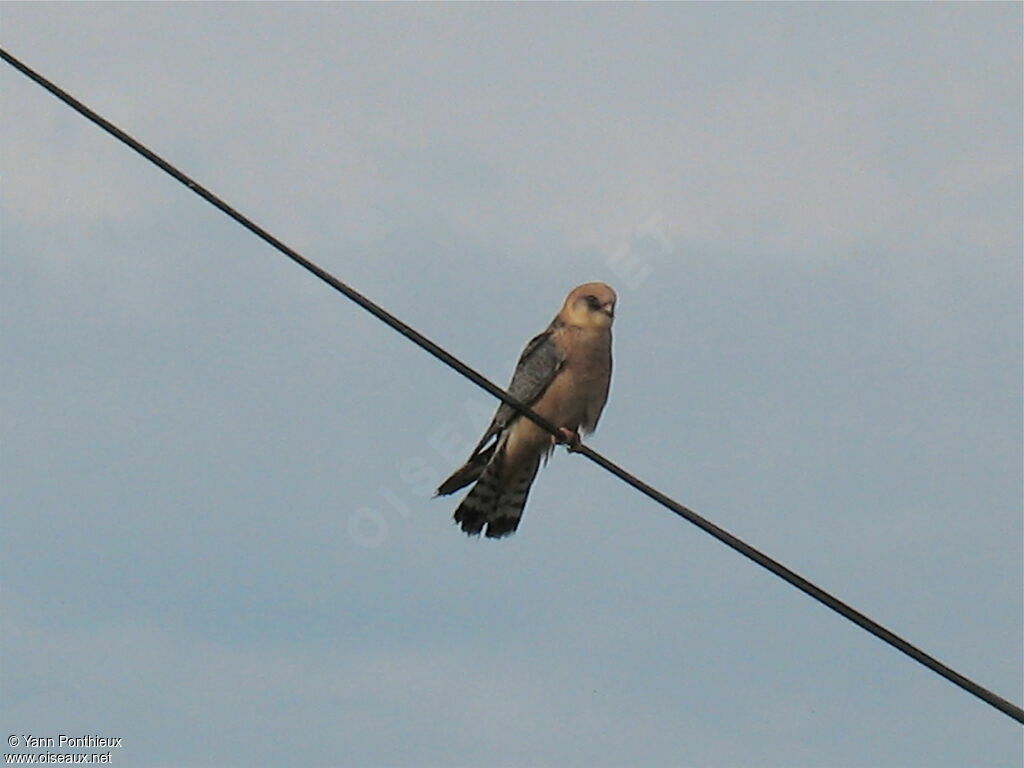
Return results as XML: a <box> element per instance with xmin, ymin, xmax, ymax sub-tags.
<box><xmin>478</xmin><ymin>330</ymin><xmax>563</xmax><ymax>446</ymax></box>
<box><xmin>435</xmin><ymin>329</ymin><xmax>563</xmax><ymax>498</ymax></box>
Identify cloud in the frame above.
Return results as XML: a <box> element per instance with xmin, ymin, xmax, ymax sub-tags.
<box><xmin>2</xmin><ymin>4</ymin><xmax>1021</xmax><ymax>767</ymax></box>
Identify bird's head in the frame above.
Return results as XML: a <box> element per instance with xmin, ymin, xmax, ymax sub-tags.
<box><xmin>561</xmin><ymin>282</ymin><xmax>617</xmax><ymax>329</ymax></box>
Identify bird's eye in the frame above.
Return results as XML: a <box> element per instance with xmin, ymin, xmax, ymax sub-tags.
<box><xmin>584</xmin><ymin>295</ymin><xmax>600</xmax><ymax>309</ymax></box>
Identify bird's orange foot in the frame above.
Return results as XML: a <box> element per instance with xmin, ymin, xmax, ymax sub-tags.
<box><xmin>555</xmin><ymin>427</ymin><xmax>582</xmax><ymax>453</ymax></box>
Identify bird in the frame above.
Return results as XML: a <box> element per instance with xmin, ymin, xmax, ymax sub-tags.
<box><xmin>436</xmin><ymin>282</ymin><xmax>616</xmax><ymax>538</ymax></box>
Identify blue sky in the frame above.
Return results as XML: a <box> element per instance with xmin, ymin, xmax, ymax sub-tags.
<box><xmin>2</xmin><ymin>4</ymin><xmax>1021</xmax><ymax>767</ymax></box>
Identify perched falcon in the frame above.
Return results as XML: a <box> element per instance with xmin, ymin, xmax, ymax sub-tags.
<box><xmin>436</xmin><ymin>282</ymin><xmax>616</xmax><ymax>538</ymax></box>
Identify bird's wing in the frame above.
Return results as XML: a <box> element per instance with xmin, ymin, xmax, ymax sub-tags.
<box><xmin>474</xmin><ymin>329</ymin><xmax>565</xmax><ymax>454</ymax></box>
<box><xmin>435</xmin><ymin>328</ymin><xmax>564</xmax><ymax>498</ymax></box>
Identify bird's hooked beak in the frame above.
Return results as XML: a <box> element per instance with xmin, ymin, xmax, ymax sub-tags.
<box><xmin>601</xmin><ymin>302</ymin><xmax>615</xmax><ymax>319</ymax></box>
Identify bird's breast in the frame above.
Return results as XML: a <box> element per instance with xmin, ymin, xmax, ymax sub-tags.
<box><xmin>538</xmin><ymin>327</ymin><xmax>612</xmax><ymax>433</ymax></box>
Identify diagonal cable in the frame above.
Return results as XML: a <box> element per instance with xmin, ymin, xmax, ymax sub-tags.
<box><xmin>3</xmin><ymin>47</ymin><xmax>1021</xmax><ymax>725</ymax></box>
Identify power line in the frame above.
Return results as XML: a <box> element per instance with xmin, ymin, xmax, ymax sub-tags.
<box><xmin>3</xmin><ymin>46</ymin><xmax>1021</xmax><ymax>726</ymax></box>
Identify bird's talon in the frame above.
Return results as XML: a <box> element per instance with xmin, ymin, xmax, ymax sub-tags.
<box><xmin>557</xmin><ymin>427</ymin><xmax>582</xmax><ymax>452</ymax></box>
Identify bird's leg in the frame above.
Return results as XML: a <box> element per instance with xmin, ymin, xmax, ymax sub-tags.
<box><xmin>555</xmin><ymin>427</ymin><xmax>583</xmax><ymax>453</ymax></box>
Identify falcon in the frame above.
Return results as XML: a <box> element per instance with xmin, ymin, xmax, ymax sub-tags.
<box><xmin>436</xmin><ymin>282</ymin><xmax>616</xmax><ymax>538</ymax></box>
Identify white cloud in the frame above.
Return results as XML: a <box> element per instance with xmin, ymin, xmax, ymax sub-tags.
<box><xmin>2</xmin><ymin>5</ymin><xmax>1020</xmax><ymax>767</ymax></box>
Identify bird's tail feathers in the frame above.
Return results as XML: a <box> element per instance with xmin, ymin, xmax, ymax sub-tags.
<box><xmin>453</xmin><ymin>448</ymin><xmax>540</xmax><ymax>539</ymax></box>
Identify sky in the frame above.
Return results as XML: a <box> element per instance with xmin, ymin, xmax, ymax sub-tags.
<box><xmin>1</xmin><ymin>4</ymin><xmax>1021</xmax><ymax>767</ymax></box>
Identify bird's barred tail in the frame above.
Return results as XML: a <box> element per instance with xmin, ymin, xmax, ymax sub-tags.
<box><xmin>453</xmin><ymin>450</ymin><xmax>541</xmax><ymax>539</ymax></box>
